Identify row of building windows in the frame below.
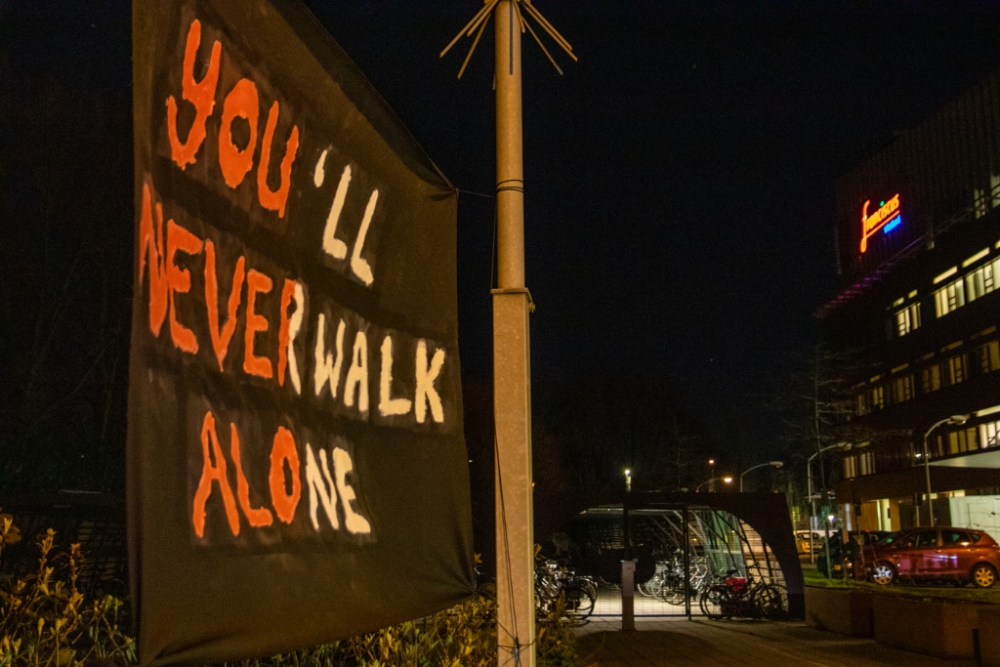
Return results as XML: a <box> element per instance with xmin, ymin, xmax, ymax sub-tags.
<box><xmin>855</xmin><ymin>339</ymin><xmax>1000</xmax><ymax>415</ymax></box>
<box><xmin>842</xmin><ymin>419</ymin><xmax>1000</xmax><ymax>479</ymax></box>
<box><xmin>891</xmin><ymin>242</ymin><xmax>1000</xmax><ymax>337</ymax></box>
<box><xmin>934</xmin><ymin>256</ymin><xmax>999</xmax><ymax>317</ymax></box>
<box><xmin>927</xmin><ymin>421</ymin><xmax>1000</xmax><ymax>459</ymax></box>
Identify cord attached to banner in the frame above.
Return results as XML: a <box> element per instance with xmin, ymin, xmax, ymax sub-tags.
<box><xmin>494</xmin><ymin>428</ymin><xmax>535</xmax><ymax>667</ymax></box>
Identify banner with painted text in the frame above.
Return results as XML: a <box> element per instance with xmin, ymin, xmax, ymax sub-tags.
<box><xmin>128</xmin><ymin>2</ymin><xmax>473</xmax><ymax>664</ymax></box>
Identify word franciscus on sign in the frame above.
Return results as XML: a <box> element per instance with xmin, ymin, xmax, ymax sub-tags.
<box><xmin>860</xmin><ymin>194</ymin><xmax>902</xmax><ymax>252</ymax></box>
<box><xmin>128</xmin><ymin>2</ymin><xmax>474</xmax><ymax>666</ymax></box>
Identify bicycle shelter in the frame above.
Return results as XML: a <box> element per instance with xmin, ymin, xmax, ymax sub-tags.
<box><xmin>544</xmin><ymin>491</ymin><xmax>804</xmax><ymax>620</ymax></box>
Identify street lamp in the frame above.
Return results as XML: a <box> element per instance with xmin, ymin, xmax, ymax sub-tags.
<box><xmin>807</xmin><ymin>443</ymin><xmax>847</xmax><ymax>564</ymax></box>
<box><xmin>695</xmin><ymin>476</ymin><xmax>733</xmax><ymax>492</ymax></box>
<box><xmin>625</xmin><ymin>469</ymin><xmax>632</xmax><ymax>493</ymax></box>
<box><xmin>922</xmin><ymin>414</ymin><xmax>969</xmax><ymax>526</ymax></box>
<box><xmin>739</xmin><ymin>461</ymin><xmax>783</xmax><ymax>492</ymax></box>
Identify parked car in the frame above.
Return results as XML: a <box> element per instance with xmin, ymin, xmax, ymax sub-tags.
<box><xmin>795</xmin><ymin>530</ymin><xmax>824</xmax><ymax>554</ymax></box>
<box><xmin>864</xmin><ymin>527</ymin><xmax>1000</xmax><ymax>588</ymax></box>
<box><xmin>815</xmin><ymin>530</ymin><xmax>891</xmax><ymax>577</ymax></box>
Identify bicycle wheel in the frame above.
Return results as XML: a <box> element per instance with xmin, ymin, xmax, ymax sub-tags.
<box><xmin>563</xmin><ymin>584</ymin><xmax>596</xmax><ymax>621</ymax></box>
<box><xmin>659</xmin><ymin>574</ymin><xmax>684</xmax><ymax>605</ymax></box>
<box><xmin>698</xmin><ymin>585</ymin><xmax>729</xmax><ymax>620</ymax></box>
<box><xmin>638</xmin><ymin>575</ymin><xmax>663</xmax><ymax>598</ymax></box>
<box><xmin>752</xmin><ymin>584</ymin><xmax>788</xmax><ymax>620</ymax></box>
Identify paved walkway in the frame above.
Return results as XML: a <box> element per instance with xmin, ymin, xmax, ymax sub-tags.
<box><xmin>574</xmin><ymin>617</ymin><xmax>977</xmax><ymax>666</ymax></box>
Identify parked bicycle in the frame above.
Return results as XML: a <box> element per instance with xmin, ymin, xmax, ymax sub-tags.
<box><xmin>649</xmin><ymin>550</ymin><xmax>712</xmax><ymax>606</ymax></box>
<box><xmin>698</xmin><ymin>569</ymin><xmax>787</xmax><ymax>620</ymax></box>
<box><xmin>534</xmin><ymin>558</ymin><xmax>597</xmax><ymax>622</ymax></box>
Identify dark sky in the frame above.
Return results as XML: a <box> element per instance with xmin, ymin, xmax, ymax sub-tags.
<box><xmin>5</xmin><ymin>1</ymin><xmax>1000</xmax><ymax>465</ymax></box>
<box><xmin>301</xmin><ymin>1</ymin><xmax>1000</xmax><ymax>452</ymax></box>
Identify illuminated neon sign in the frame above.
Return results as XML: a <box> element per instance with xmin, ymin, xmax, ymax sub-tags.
<box><xmin>860</xmin><ymin>194</ymin><xmax>901</xmax><ymax>252</ymax></box>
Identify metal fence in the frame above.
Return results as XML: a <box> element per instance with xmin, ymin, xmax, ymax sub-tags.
<box><xmin>0</xmin><ymin>492</ymin><xmax>128</xmax><ymax>597</ymax></box>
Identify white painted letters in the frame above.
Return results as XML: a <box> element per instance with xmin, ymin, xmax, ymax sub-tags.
<box><xmin>285</xmin><ymin>282</ymin><xmax>305</xmax><ymax>394</ymax></box>
<box><xmin>305</xmin><ymin>443</ymin><xmax>339</xmax><ymax>530</ymax></box>
<box><xmin>378</xmin><ymin>335</ymin><xmax>413</xmax><ymax>417</ymax></box>
<box><xmin>333</xmin><ymin>446</ymin><xmax>371</xmax><ymax>535</ymax></box>
<box><xmin>350</xmin><ymin>189</ymin><xmax>377</xmax><ymax>286</ymax></box>
<box><xmin>415</xmin><ymin>339</ymin><xmax>445</xmax><ymax>424</ymax></box>
<box><xmin>313</xmin><ymin>313</ymin><xmax>346</xmax><ymax>399</ymax></box>
<box><xmin>321</xmin><ymin>164</ymin><xmax>351</xmax><ymax>260</ymax></box>
<box><xmin>343</xmin><ymin>331</ymin><xmax>369</xmax><ymax>414</ymax></box>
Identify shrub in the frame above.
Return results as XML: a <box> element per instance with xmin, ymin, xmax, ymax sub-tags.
<box><xmin>0</xmin><ymin>513</ymin><xmax>136</xmax><ymax>667</ymax></box>
<box><xmin>1</xmin><ymin>516</ymin><xmax>576</xmax><ymax>667</ymax></box>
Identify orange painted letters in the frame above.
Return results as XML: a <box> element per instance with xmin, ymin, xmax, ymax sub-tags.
<box><xmin>243</xmin><ymin>269</ymin><xmax>274</xmax><ymax>378</ymax></box>
<box><xmin>204</xmin><ymin>240</ymin><xmax>246</xmax><ymax>371</ymax></box>
<box><xmin>192</xmin><ymin>411</ymin><xmax>241</xmax><ymax>538</ymax></box>
<box><xmin>166</xmin><ymin>20</ymin><xmax>221</xmax><ymax>169</ymax></box>
<box><xmin>256</xmin><ymin>101</ymin><xmax>299</xmax><ymax>218</ymax></box>
<box><xmin>166</xmin><ymin>221</ymin><xmax>204</xmax><ymax>354</ymax></box>
<box><xmin>218</xmin><ymin>78</ymin><xmax>260</xmax><ymax>188</ymax></box>
<box><xmin>269</xmin><ymin>426</ymin><xmax>301</xmax><ymax>524</ymax></box>
<box><xmin>277</xmin><ymin>279</ymin><xmax>297</xmax><ymax>386</ymax></box>
<box><xmin>229</xmin><ymin>422</ymin><xmax>274</xmax><ymax>527</ymax></box>
<box><xmin>138</xmin><ymin>183</ymin><xmax>169</xmax><ymax>336</ymax></box>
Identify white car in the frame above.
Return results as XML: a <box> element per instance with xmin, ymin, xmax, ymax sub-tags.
<box><xmin>795</xmin><ymin>530</ymin><xmax>825</xmax><ymax>553</ymax></box>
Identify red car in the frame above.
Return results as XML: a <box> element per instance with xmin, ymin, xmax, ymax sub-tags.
<box><xmin>865</xmin><ymin>527</ymin><xmax>1000</xmax><ymax>588</ymax></box>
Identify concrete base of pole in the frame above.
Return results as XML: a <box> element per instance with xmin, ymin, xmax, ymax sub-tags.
<box><xmin>622</xmin><ymin>560</ymin><xmax>636</xmax><ymax>631</ymax></box>
<box><xmin>493</xmin><ymin>289</ymin><xmax>534</xmax><ymax>667</ymax></box>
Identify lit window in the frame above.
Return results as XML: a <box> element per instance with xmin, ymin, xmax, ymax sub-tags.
<box><xmin>870</xmin><ymin>385</ymin><xmax>885</xmax><ymax>410</ymax></box>
<box><xmin>859</xmin><ymin>451</ymin><xmax>874</xmax><ymax>476</ymax></box>
<box><xmin>892</xmin><ymin>375</ymin><xmax>914</xmax><ymax>403</ymax></box>
<box><xmin>982</xmin><ymin>421</ymin><xmax>1000</xmax><ymax>449</ymax></box>
<box><xmin>895</xmin><ymin>302</ymin><xmax>921</xmax><ymax>337</ymax></box>
<box><xmin>920</xmin><ymin>364</ymin><xmax>941</xmax><ymax>393</ymax></box>
<box><xmin>977</xmin><ymin>341</ymin><xmax>1000</xmax><ymax>373</ymax></box>
<box><xmin>965</xmin><ymin>258</ymin><xmax>997</xmax><ymax>302</ymax></box>
<box><xmin>935</xmin><ymin>279</ymin><xmax>966</xmax><ymax>317</ymax></box>
<box><xmin>947</xmin><ymin>354</ymin><xmax>967</xmax><ymax>385</ymax></box>
<box><xmin>975</xmin><ymin>187</ymin><xmax>988</xmax><ymax>218</ymax></box>
<box><xmin>948</xmin><ymin>428</ymin><xmax>979</xmax><ymax>454</ymax></box>
<box><xmin>844</xmin><ymin>456</ymin><xmax>857</xmax><ymax>479</ymax></box>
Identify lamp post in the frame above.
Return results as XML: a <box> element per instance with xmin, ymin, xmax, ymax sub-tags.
<box><xmin>739</xmin><ymin>461</ymin><xmax>783</xmax><ymax>492</ymax></box>
<box><xmin>807</xmin><ymin>443</ymin><xmax>847</xmax><ymax>564</ymax></box>
<box><xmin>625</xmin><ymin>469</ymin><xmax>632</xmax><ymax>493</ymax></box>
<box><xmin>695</xmin><ymin>476</ymin><xmax>733</xmax><ymax>492</ymax></box>
<box><xmin>922</xmin><ymin>414</ymin><xmax>970</xmax><ymax>526</ymax></box>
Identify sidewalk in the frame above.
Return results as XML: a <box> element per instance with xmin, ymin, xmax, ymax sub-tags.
<box><xmin>574</xmin><ymin>617</ymin><xmax>978</xmax><ymax>666</ymax></box>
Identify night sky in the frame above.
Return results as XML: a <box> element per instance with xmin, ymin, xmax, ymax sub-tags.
<box><xmin>302</xmin><ymin>1</ymin><xmax>1000</xmax><ymax>455</ymax></box>
<box><xmin>4</xmin><ymin>1</ymin><xmax>1000</xmax><ymax>481</ymax></box>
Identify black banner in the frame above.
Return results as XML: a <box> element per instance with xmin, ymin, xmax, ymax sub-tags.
<box><xmin>128</xmin><ymin>2</ymin><xmax>473</xmax><ymax>665</ymax></box>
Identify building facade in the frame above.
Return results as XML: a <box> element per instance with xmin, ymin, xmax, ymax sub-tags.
<box><xmin>823</xmin><ymin>70</ymin><xmax>1000</xmax><ymax>534</ymax></box>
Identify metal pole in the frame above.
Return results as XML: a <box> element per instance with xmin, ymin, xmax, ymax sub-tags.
<box><xmin>823</xmin><ymin>515</ymin><xmax>832</xmax><ymax>579</ymax></box>
<box><xmin>683</xmin><ymin>504</ymin><xmax>691</xmax><ymax>620</ymax></box>
<box><xmin>621</xmin><ymin>503</ymin><xmax>634</xmax><ymax>631</ymax></box>
<box><xmin>924</xmin><ymin>428</ymin><xmax>935</xmax><ymax>527</ymax></box>
<box><xmin>492</xmin><ymin>3</ymin><xmax>534</xmax><ymax>666</ymax></box>
<box><xmin>807</xmin><ymin>456</ymin><xmax>816</xmax><ymax>564</ymax></box>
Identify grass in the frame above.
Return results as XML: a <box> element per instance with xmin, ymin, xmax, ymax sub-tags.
<box><xmin>803</xmin><ymin>566</ymin><xmax>1000</xmax><ymax>605</ymax></box>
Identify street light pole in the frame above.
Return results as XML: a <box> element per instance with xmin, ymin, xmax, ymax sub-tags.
<box><xmin>808</xmin><ymin>443</ymin><xmax>846</xmax><ymax>564</ymax></box>
<box><xmin>440</xmin><ymin>8</ymin><xmax>575</xmax><ymax>665</ymax></box>
<box><xmin>625</xmin><ymin>469</ymin><xmax>632</xmax><ymax>493</ymax></box>
<box><xmin>492</xmin><ymin>5</ymin><xmax>533</xmax><ymax>664</ymax></box>
<box><xmin>739</xmin><ymin>461</ymin><xmax>783</xmax><ymax>492</ymax></box>
<box><xmin>922</xmin><ymin>415</ymin><xmax>969</xmax><ymax>527</ymax></box>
